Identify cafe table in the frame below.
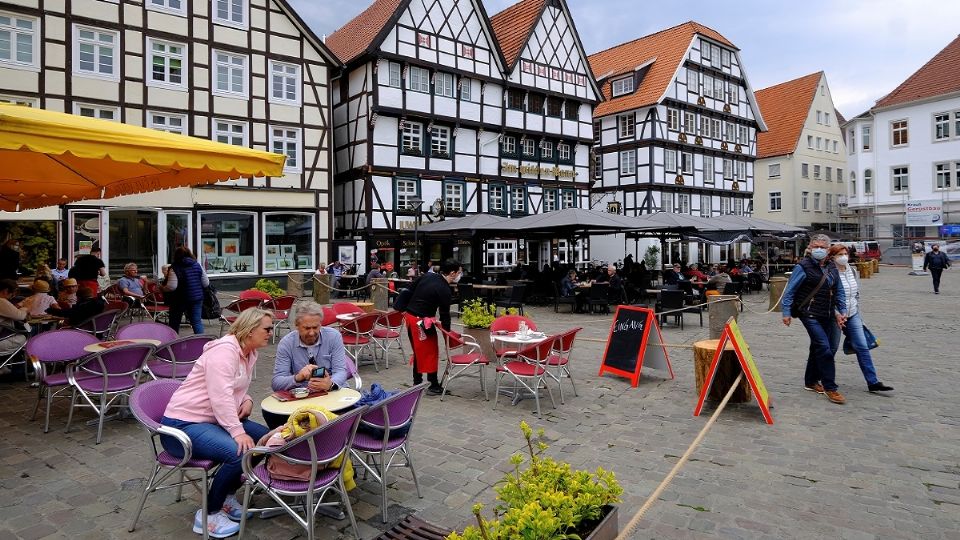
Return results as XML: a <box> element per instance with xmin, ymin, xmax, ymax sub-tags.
<box><xmin>259</xmin><ymin>387</ymin><xmax>362</xmax><ymax>417</ymax></box>
<box><xmin>83</xmin><ymin>338</ymin><xmax>162</xmax><ymax>353</ymax></box>
<box><xmin>490</xmin><ymin>331</ymin><xmax>550</xmax><ymax>405</ymax></box>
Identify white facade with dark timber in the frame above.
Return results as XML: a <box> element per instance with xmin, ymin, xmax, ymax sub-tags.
<box><xmin>587</xmin><ymin>22</ymin><xmax>766</xmax><ymax>264</ymax></box>
<box><xmin>328</xmin><ymin>0</ymin><xmax>599</xmax><ymax>273</ymax></box>
<box><xmin>0</xmin><ymin>0</ymin><xmax>337</xmax><ymax>280</ymax></box>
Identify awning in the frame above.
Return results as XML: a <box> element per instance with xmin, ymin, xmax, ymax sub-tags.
<box><xmin>0</xmin><ymin>103</ymin><xmax>286</xmax><ymax>212</ymax></box>
<box><xmin>418</xmin><ymin>213</ymin><xmax>511</xmax><ymax>233</ymax></box>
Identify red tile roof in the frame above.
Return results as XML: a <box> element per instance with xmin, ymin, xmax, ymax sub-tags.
<box><xmin>754</xmin><ymin>72</ymin><xmax>822</xmax><ymax>159</ymax></box>
<box><xmin>588</xmin><ymin>21</ymin><xmax>735</xmax><ymax>117</ymax></box>
<box><xmin>874</xmin><ymin>35</ymin><xmax>960</xmax><ymax>109</ymax></box>
<box><xmin>325</xmin><ymin>0</ymin><xmax>405</xmax><ymax>64</ymax></box>
<box><xmin>489</xmin><ymin>0</ymin><xmax>545</xmax><ymax>69</ymax></box>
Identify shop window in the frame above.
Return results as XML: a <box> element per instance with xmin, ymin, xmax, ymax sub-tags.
<box><xmin>263</xmin><ymin>213</ymin><xmax>314</xmax><ymax>273</ymax></box>
<box><xmin>199</xmin><ymin>212</ymin><xmax>255</xmax><ymax>274</ymax></box>
<box><xmin>69</xmin><ymin>210</ymin><xmax>103</xmax><ymax>263</ymax></box>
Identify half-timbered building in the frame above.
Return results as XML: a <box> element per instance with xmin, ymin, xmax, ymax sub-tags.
<box><xmin>587</xmin><ymin>22</ymin><xmax>766</xmax><ymax>264</ymax></box>
<box><xmin>327</xmin><ymin>0</ymin><xmax>599</xmax><ymax>274</ymax></box>
<box><xmin>0</xmin><ymin>0</ymin><xmax>337</xmax><ymax>280</ymax></box>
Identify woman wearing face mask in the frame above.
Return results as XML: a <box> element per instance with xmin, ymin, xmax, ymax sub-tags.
<box><xmin>826</xmin><ymin>245</ymin><xmax>893</xmax><ymax>393</ymax></box>
<box><xmin>781</xmin><ymin>234</ymin><xmax>848</xmax><ymax>404</ymax></box>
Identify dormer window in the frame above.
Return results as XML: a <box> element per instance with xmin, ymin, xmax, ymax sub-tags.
<box><xmin>611</xmin><ymin>76</ymin><xmax>634</xmax><ymax>97</ymax></box>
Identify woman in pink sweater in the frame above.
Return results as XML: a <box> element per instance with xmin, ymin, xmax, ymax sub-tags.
<box><xmin>160</xmin><ymin>307</ymin><xmax>274</xmax><ymax>538</ymax></box>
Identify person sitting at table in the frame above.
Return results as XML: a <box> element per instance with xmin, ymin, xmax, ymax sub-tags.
<box><xmin>268</xmin><ymin>302</ymin><xmax>350</xmax><ymax>428</ymax></box>
<box><xmin>47</xmin><ymin>286</ymin><xmax>105</xmax><ymax>326</ymax></box>
<box><xmin>739</xmin><ymin>260</ymin><xmax>755</xmax><ymax>274</ymax></box>
<box><xmin>51</xmin><ymin>258</ymin><xmax>69</xmax><ymax>286</ymax></box>
<box><xmin>606</xmin><ymin>264</ymin><xmax>626</xmax><ymax>304</ymax></box>
<box><xmin>56</xmin><ymin>278</ymin><xmax>79</xmax><ymax>308</ymax></box>
<box><xmin>19</xmin><ymin>279</ymin><xmax>58</xmax><ymax>316</ymax></box>
<box><xmin>117</xmin><ymin>262</ymin><xmax>147</xmax><ymax>301</ymax></box>
<box><xmin>705</xmin><ymin>270</ymin><xmax>732</xmax><ymax>292</ymax></box>
<box><xmin>684</xmin><ymin>263</ymin><xmax>709</xmax><ymax>282</ymax></box>
<box><xmin>403</xmin><ymin>258</ymin><xmax>460</xmax><ymax>396</ymax></box>
<box><xmin>559</xmin><ymin>270</ymin><xmax>578</xmax><ymax>297</ymax></box>
<box><xmin>0</xmin><ymin>279</ymin><xmax>28</xmax><ymax>356</ymax></box>
<box><xmin>662</xmin><ymin>263</ymin><xmax>686</xmax><ymax>285</ymax></box>
<box><xmin>365</xmin><ymin>263</ymin><xmax>384</xmax><ymax>285</ymax></box>
<box><xmin>159</xmin><ymin>308</ymin><xmax>273</xmax><ymax>539</ymax></box>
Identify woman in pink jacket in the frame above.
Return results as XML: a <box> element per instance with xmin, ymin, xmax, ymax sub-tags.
<box><xmin>160</xmin><ymin>307</ymin><xmax>274</xmax><ymax>538</ymax></box>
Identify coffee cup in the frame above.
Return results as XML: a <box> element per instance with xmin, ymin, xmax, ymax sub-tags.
<box><xmin>292</xmin><ymin>387</ymin><xmax>309</xmax><ymax>399</ymax></box>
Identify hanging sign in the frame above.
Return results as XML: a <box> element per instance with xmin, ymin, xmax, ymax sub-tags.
<box><xmin>694</xmin><ymin>317</ymin><xmax>772</xmax><ymax>424</ymax></box>
<box><xmin>598</xmin><ymin>306</ymin><xmax>674</xmax><ymax>387</ymax></box>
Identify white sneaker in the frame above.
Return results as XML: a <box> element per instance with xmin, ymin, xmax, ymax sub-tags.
<box><xmin>193</xmin><ymin>510</ymin><xmax>240</xmax><ymax>538</ymax></box>
<box><xmin>221</xmin><ymin>494</ymin><xmax>251</xmax><ymax>522</ymax></box>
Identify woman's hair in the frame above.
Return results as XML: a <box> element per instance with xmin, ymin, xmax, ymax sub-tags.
<box><xmin>0</xmin><ymin>278</ymin><xmax>17</xmax><ymax>294</ymax></box>
<box><xmin>123</xmin><ymin>262</ymin><xmax>137</xmax><ymax>272</ymax></box>
<box><xmin>230</xmin><ymin>307</ymin><xmax>273</xmax><ymax>343</ymax></box>
<box><xmin>172</xmin><ymin>246</ymin><xmax>196</xmax><ymax>264</ymax></box>
<box><xmin>439</xmin><ymin>258</ymin><xmax>462</xmax><ymax>275</ymax></box>
<box><xmin>827</xmin><ymin>244</ymin><xmax>848</xmax><ymax>260</ymax></box>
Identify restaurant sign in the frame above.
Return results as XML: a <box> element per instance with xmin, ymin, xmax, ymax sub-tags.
<box><xmin>502</xmin><ymin>163</ymin><xmax>576</xmax><ymax>178</ymax></box>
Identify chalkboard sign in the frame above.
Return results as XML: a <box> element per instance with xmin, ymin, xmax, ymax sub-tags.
<box><xmin>694</xmin><ymin>317</ymin><xmax>773</xmax><ymax>424</ymax></box>
<box><xmin>598</xmin><ymin>306</ymin><xmax>674</xmax><ymax>387</ymax></box>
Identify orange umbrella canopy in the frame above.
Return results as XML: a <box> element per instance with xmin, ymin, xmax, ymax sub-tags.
<box><xmin>0</xmin><ymin>103</ymin><xmax>286</xmax><ymax>212</ymax></box>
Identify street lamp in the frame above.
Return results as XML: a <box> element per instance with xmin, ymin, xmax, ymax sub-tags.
<box><xmin>409</xmin><ymin>196</ymin><xmax>424</xmax><ymax>273</ymax></box>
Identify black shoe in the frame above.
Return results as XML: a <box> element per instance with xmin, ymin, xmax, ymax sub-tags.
<box><xmin>427</xmin><ymin>385</ymin><xmax>444</xmax><ymax>395</ymax></box>
<box><xmin>868</xmin><ymin>382</ymin><xmax>894</xmax><ymax>392</ymax></box>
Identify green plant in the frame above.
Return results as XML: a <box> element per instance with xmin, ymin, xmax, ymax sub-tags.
<box><xmin>252</xmin><ymin>278</ymin><xmax>285</xmax><ymax>297</ymax></box>
<box><xmin>448</xmin><ymin>422</ymin><xmax>622</xmax><ymax>540</ymax></box>
<box><xmin>460</xmin><ymin>298</ymin><xmax>496</xmax><ymax>329</ymax></box>
<box><xmin>643</xmin><ymin>244</ymin><xmax>660</xmax><ymax>269</ymax></box>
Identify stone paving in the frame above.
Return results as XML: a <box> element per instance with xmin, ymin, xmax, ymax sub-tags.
<box><xmin>1</xmin><ymin>267</ymin><xmax>958</xmax><ymax>539</ymax></box>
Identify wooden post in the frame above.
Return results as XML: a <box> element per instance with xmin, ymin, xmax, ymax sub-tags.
<box><xmin>313</xmin><ymin>273</ymin><xmax>331</xmax><ymax>305</ymax></box>
<box><xmin>768</xmin><ymin>276</ymin><xmax>788</xmax><ymax>312</ymax></box>
<box><xmin>286</xmin><ymin>271</ymin><xmax>305</xmax><ymax>297</ymax></box>
<box><xmin>371</xmin><ymin>277</ymin><xmax>389</xmax><ymax>311</ymax></box>
<box><xmin>693</xmin><ymin>339</ymin><xmax>752</xmax><ymax>404</ymax></box>
<box><xmin>707</xmin><ymin>294</ymin><xmax>738</xmax><ymax>340</ymax></box>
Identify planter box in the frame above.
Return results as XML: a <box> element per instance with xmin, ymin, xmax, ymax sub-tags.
<box><xmin>584</xmin><ymin>505</ymin><xmax>619</xmax><ymax>540</ymax></box>
<box><xmin>463</xmin><ymin>327</ymin><xmax>496</xmax><ymax>362</ymax></box>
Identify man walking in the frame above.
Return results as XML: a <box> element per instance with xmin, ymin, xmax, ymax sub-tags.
<box><xmin>923</xmin><ymin>244</ymin><xmax>951</xmax><ymax>294</ymax></box>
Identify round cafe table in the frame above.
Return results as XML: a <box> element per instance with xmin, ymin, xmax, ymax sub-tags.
<box><xmin>260</xmin><ymin>387</ymin><xmax>362</xmax><ymax>417</ymax></box>
<box><xmin>83</xmin><ymin>338</ymin><xmax>162</xmax><ymax>353</ymax></box>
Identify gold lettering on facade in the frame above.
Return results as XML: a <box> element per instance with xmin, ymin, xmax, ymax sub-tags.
<box><xmin>501</xmin><ymin>163</ymin><xmax>577</xmax><ymax>178</ymax></box>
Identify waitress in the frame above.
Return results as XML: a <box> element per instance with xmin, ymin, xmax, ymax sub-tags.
<box><xmin>401</xmin><ymin>259</ymin><xmax>461</xmax><ymax>395</ymax></box>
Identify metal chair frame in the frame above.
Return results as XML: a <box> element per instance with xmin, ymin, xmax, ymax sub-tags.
<box><xmin>339</xmin><ymin>313</ymin><xmax>380</xmax><ymax>372</ymax></box>
<box><xmin>437</xmin><ymin>326</ymin><xmax>489</xmax><ymax>401</ymax></box>
<box><xmin>146</xmin><ymin>334</ymin><xmax>216</xmax><ymax>380</ymax></box>
<box><xmin>545</xmin><ymin>327</ymin><xmax>582</xmax><ymax>404</ymax></box>
<box><xmin>494</xmin><ymin>335</ymin><xmax>557</xmax><ymax>417</ymax></box>
<box><xmin>370</xmin><ymin>310</ymin><xmax>405</xmax><ymax>369</ymax></box>
<box><xmin>218</xmin><ymin>298</ymin><xmax>263</xmax><ymax>335</ymax></box>
<box><xmin>27</xmin><ymin>329</ymin><xmax>99</xmax><ymax>432</ymax></box>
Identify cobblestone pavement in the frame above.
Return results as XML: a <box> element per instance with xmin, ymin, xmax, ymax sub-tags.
<box><xmin>1</xmin><ymin>267</ymin><xmax>958</xmax><ymax>539</ymax></box>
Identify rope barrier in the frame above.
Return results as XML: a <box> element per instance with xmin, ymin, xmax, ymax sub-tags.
<box><xmin>615</xmin><ymin>373</ymin><xmax>744</xmax><ymax>539</ymax></box>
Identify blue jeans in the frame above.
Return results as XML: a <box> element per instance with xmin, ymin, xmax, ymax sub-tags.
<box><xmin>169</xmin><ymin>300</ymin><xmax>204</xmax><ymax>334</ymax></box>
<box><xmin>799</xmin><ymin>315</ymin><xmax>840</xmax><ymax>391</ymax></box>
<box><xmin>160</xmin><ymin>417</ymin><xmax>270</xmax><ymax>512</ymax></box>
<box><xmin>830</xmin><ymin>312</ymin><xmax>879</xmax><ymax>385</ymax></box>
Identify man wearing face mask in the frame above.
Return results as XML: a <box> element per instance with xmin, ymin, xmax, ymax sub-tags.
<box><xmin>922</xmin><ymin>243</ymin><xmax>950</xmax><ymax>294</ymax></box>
<box><xmin>781</xmin><ymin>234</ymin><xmax>848</xmax><ymax>404</ymax></box>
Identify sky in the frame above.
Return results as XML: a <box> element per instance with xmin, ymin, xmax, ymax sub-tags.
<box><xmin>289</xmin><ymin>0</ymin><xmax>960</xmax><ymax>119</ymax></box>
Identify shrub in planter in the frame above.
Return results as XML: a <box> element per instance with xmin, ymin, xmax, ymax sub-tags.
<box><xmin>448</xmin><ymin>421</ymin><xmax>622</xmax><ymax>540</ymax></box>
<box><xmin>252</xmin><ymin>278</ymin><xmax>285</xmax><ymax>298</ymax></box>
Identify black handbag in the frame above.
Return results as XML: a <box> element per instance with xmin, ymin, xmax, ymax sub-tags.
<box><xmin>201</xmin><ymin>284</ymin><xmax>222</xmax><ymax>319</ymax></box>
<box><xmin>842</xmin><ymin>325</ymin><xmax>879</xmax><ymax>355</ymax></box>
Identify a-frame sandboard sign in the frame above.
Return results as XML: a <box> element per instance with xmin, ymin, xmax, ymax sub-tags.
<box><xmin>694</xmin><ymin>317</ymin><xmax>773</xmax><ymax>424</ymax></box>
<box><xmin>598</xmin><ymin>306</ymin><xmax>674</xmax><ymax>387</ymax></box>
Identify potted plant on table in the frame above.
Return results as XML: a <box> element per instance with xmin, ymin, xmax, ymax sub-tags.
<box><xmin>448</xmin><ymin>421</ymin><xmax>622</xmax><ymax>540</ymax></box>
<box><xmin>460</xmin><ymin>298</ymin><xmax>498</xmax><ymax>361</ymax></box>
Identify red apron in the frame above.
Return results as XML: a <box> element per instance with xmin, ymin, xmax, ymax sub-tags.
<box><xmin>77</xmin><ymin>279</ymin><xmax>99</xmax><ymax>294</ymax></box>
<box><xmin>403</xmin><ymin>312</ymin><xmax>439</xmax><ymax>374</ymax></box>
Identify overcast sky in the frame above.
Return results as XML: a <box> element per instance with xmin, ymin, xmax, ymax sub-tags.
<box><xmin>290</xmin><ymin>0</ymin><xmax>960</xmax><ymax>118</ymax></box>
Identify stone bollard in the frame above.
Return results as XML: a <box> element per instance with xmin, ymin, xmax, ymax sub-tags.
<box><xmin>708</xmin><ymin>294</ymin><xmax>739</xmax><ymax>339</ymax></box>
<box><xmin>372</xmin><ymin>277</ymin><xmax>389</xmax><ymax>312</ymax></box>
<box><xmin>768</xmin><ymin>276</ymin><xmax>788</xmax><ymax>312</ymax></box>
<box><xmin>312</xmin><ymin>273</ymin><xmax>331</xmax><ymax>305</ymax></box>
<box><xmin>286</xmin><ymin>271</ymin><xmax>306</xmax><ymax>297</ymax></box>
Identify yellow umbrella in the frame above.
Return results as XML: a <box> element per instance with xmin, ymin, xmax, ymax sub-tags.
<box><xmin>0</xmin><ymin>103</ymin><xmax>286</xmax><ymax>212</ymax></box>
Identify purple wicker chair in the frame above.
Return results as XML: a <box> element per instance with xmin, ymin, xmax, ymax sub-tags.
<box><xmin>343</xmin><ymin>353</ymin><xmax>363</xmax><ymax>390</ymax></box>
<box><xmin>147</xmin><ymin>334</ymin><xmax>215</xmax><ymax>380</ymax></box>
<box><xmin>65</xmin><ymin>342</ymin><xmax>155</xmax><ymax>444</ymax></box>
<box><xmin>0</xmin><ymin>323</ymin><xmax>29</xmax><ymax>379</ymax></box>
<box><xmin>238</xmin><ymin>406</ymin><xmax>367</xmax><ymax>540</ymax></box>
<box><xmin>128</xmin><ymin>379</ymin><xmax>218</xmax><ymax>540</ymax></box>
<box><xmin>26</xmin><ymin>329</ymin><xmax>99</xmax><ymax>432</ymax></box>
<box><xmin>115</xmin><ymin>321</ymin><xmax>179</xmax><ymax>343</ymax></box>
<box><xmin>73</xmin><ymin>308</ymin><xmax>123</xmax><ymax>340</ymax></box>
<box><xmin>350</xmin><ymin>382</ymin><xmax>428</xmax><ymax>523</ymax></box>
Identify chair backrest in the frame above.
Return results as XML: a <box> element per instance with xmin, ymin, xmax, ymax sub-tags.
<box><xmin>25</xmin><ymin>329</ymin><xmax>99</xmax><ymax>364</ymax></box>
<box><xmin>457</xmin><ymin>283</ymin><xmax>477</xmax><ymax>302</ymax></box>
<box><xmin>265</xmin><ymin>295</ymin><xmax>296</xmax><ymax>312</ymax></box>
<box><xmin>239</xmin><ymin>289</ymin><xmax>273</xmax><ymax>302</ymax></box>
<box><xmin>75</xmin><ymin>343</ymin><xmax>156</xmax><ymax>379</ymax></box>
<box><xmin>553</xmin><ymin>327</ymin><xmax>583</xmax><ymax>355</ymax></box>
<box><xmin>154</xmin><ymin>334</ymin><xmax>215</xmax><ymax>366</ymax></box>
<box><xmin>75</xmin><ymin>308</ymin><xmax>122</xmax><ymax>337</ymax></box>
<box><xmin>490</xmin><ymin>315</ymin><xmax>537</xmax><ymax>333</ymax></box>
<box><xmin>677</xmin><ymin>281</ymin><xmax>694</xmax><ymax>295</ymax></box>
<box><xmin>508</xmin><ymin>284</ymin><xmax>526</xmax><ymax>302</ymax></box>
<box><xmin>321</xmin><ymin>306</ymin><xmax>338</xmax><ymax>326</ymax></box>
<box><xmin>281</xmin><ymin>406</ymin><xmax>366</xmax><ymax>467</ymax></box>
<box><xmin>516</xmin><ymin>335</ymin><xmax>558</xmax><ymax>364</ymax></box>
<box><xmin>116</xmin><ymin>321</ymin><xmax>179</xmax><ymax>343</ymax></box>
<box><xmin>224</xmin><ymin>298</ymin><xmax>264</xmax><ymax>314</ymax></box>
<box><xmin>129</xmin><ymin>379</ymin><xmax>182</xmax><ymax>430</ymax></box>
<box><xmin>104</xmin><ymin>299</ymin><xmax>129</xmax><ymax>313</ymax></box>
<box><xmin>659</xmin><ymin>289</ymin><xmax>686</xmax><ymax>310</ymax></box>
<box><xmin>341</xmin><ymin>312</ymin><xmax>379</xmax><ymax>334</ymax></box>
<box><xmin>588</xmin><ymin>283</ymin><xmax>609</xmax><ymax>300</ymax></box>
<box><xmin>342</xmin><ymin>354</ymin><xmax>362</xmax><ymax>390</ymax></box>
<box><xmin>360</xmin><ymin>383</ymin><xmax>428</xmax><ymax>442</ymax></box>
<box><xmin>722</xmin><ymin>282</ymin><xmax>742</xmax><ymax>295</ymax></box>
<box><xmin>331</xmin><ymin>302</ymin><xmax>363</xmax><ymax>315</ymax></box>
<box><xmin>377</xmin><ymin>309</ymin><xmax>405</xmax><ymax>330</ymax></box>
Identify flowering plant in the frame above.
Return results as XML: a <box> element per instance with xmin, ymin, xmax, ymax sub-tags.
<box><xmin>447</xmin><ymin>421</ymin><xmax>622</xmax><ymax>540</ymax></box>
<box><xmin>460</xmin><ymin>299</ymin><xmax>496</xmax><ymax>329</ymax></box>
<box><xmin>252</xmin><ymin>278</ymin><xmax>285</xmax><ymax>297</ymax></box>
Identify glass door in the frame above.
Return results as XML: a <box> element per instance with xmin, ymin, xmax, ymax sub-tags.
<box><xmin>107</xmin><ymin>209</ymin><xmax>158</xmax><ymax>278</ymax></box>
<box><xmin>160</xmin><ymin>211</ymin><xmax>192</xmax><ymax>273</ymax></box>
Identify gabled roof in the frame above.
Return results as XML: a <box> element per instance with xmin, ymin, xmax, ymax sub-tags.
<box><xmin>754</xmin><ymin>72</ymin><xmax>822</xmax><ymax>159</ymax></box>
<box><xmin>272</xmin><ymin>0</ymin><xmax>341</xmax><ymax>66</ymax></box>
<box><xmin>588</xmin><ymin>21</ymin><xmax>735</xmax><ymax>117</ymax></box>
<box><xmin>874</xmin><ymin>35</ymin><xmax>960</xmax><ymax>110</ymax></box>
<box><xmin>325</xmin><ymin>0</ymin><xmax>405</xmax><ymax>65</ymax></box>
<box><xmin>489</xmin><ymin>0</ymin><xmax>545</xmax><ymax>69</ymax></box>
